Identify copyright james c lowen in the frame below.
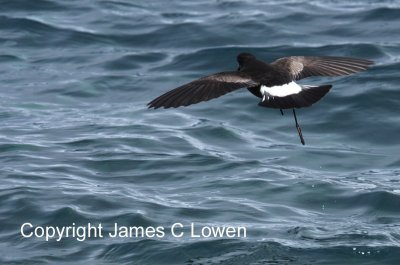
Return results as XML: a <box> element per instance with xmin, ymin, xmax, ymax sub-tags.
<box><xmin>20</xmin><ymin>222</ymin><xmax>247</xmax><ymax>241</ymax></box>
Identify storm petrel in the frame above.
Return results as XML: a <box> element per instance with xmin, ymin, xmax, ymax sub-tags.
<box><xmin>148</xmin><ymin>53</ymin><xmax>373</xmax><ymax>145</ymax></box>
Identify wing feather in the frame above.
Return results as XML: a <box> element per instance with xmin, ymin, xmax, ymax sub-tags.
<box><xmin>148</xmin><ymin>71</ymin><xmax>258</xmax><ymax>109</ymax></box>
<box><xmin>271</xmin><ymin>56</ymin><xmax>373</xmax><ymax>80</ymax></box>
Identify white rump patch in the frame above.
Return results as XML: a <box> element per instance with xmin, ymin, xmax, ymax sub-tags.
<box><xmin>260</xmin><ymin>81</ymin><xmax>302</xmax><ymax>100</ymax></box>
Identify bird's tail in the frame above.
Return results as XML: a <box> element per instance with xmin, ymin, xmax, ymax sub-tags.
<box><xmin>258</xmin><ymin>84</ymin><xmax>332</xmax><ymax>109</ymax></box>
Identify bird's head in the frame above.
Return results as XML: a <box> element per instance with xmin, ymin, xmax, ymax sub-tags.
<box><xmin>237</xmin><ymin>52</ymin><xmax>256</xmax><ymax>70</ymax></box>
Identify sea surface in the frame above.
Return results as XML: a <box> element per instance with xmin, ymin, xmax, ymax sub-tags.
<box><xmin>1</xmin><ymin>0</ymin><xmax>400</xmax><ymax>264</ymax></box>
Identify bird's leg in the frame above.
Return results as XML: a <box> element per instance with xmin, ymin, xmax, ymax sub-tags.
<box><xmin>280</xmin><ymin>109</ymin><xmax>284</xmax><ymax>116</ymax></box>
<box><xmin>292</xmin><ymin>109</ymin><xmax>305</xmax><ymax>145</ymax></box>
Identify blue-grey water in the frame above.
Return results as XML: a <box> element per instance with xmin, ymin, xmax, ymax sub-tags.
<box><xmin>1</xmin><ymin>0</ymin><xmax>400</xmax><ymax>264</ymax></box>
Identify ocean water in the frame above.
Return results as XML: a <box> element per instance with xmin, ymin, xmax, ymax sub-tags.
<box><xmin>1</xmin><ymin>0</ymin><xmax>400</xmax><ymax>264</ymax></box>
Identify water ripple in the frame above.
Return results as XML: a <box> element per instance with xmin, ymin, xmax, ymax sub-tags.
<box><xmin>1</xmin><ymin>0</ymin><xmax>400</xmax><ymax>264</ymax></box>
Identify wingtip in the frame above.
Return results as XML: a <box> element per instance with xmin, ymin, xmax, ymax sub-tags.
<box><xmin>147</xmin><ymin>101</ymin><xmax>162</xmax><ymax>109</ymax></box>
<box><xmin>355</xmin><ymin>58</ymin><xmax>375</xmax><ymax>69</ymax></box>
<box><xmin>148</xmin><ymin>105</ymin><xmax>161</xmax><ymax>109</ymax></box>
<box><xmin>147</xmin><ymin>101</ymin><xmax>176</xmax><ymax>109</ymax></box>
<box><xmin>360</xmin><ymin>58</ymin><xmax>374</xmax><ymax>67</ymax></box>
<box><xmin>147</xmin><ymin>102</ymin><xmax>155</xmax><ymax>109</ymax></box>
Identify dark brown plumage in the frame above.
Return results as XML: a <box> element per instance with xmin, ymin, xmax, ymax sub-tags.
<box><xmin>148</xmin><ymin>72</ymin><xmax>257</xmax><ymax>109</ymax></box>
<box><xmin>271</xmin><ymin>56</ymin><xmax>373</xmax><ymax>80</ymax></box>
<box><xmin>147</xmin><ymin>52</ymin><xmax>373</xmax><ymax>144</ymax></box>
<box><xmin>148</xmin><ymin>53</ymin><xmax>372</xmax><ymax>109</ymax></box>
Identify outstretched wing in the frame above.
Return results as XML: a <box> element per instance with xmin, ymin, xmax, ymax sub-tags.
<box><xmin>147</xmin><ymin>71</ymin><xmax>258</xmax><ymax>109</ymax></box>
<box><xmin>271</xmin><ymin>56</ymin><xmax>373</xmax><ymax>80</ymax></box>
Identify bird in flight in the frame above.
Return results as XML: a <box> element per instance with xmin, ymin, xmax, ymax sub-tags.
<box><xmin>148</xmin><ymin>53</ymin><xmax>373</xmax><ymax>145</ymax></box>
